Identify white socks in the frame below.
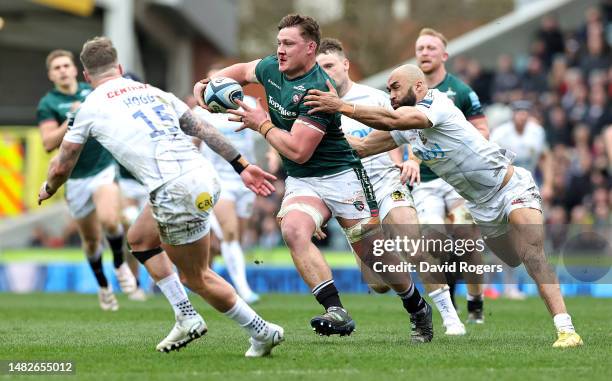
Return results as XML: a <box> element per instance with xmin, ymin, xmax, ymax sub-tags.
<box><xmin>429</xmin><ymin>286</ymin><xmax>462</xmax><ymax>326</ymax></box>
<box><xmin>221</xmin><ymin>240</ymin><xmax>255</xmax><ymax>298</ymax></box>
<box><xmin>224</xmin><ymin>297</ymin><xmax>268</xmax><ymax>339</ymax></box>
<box><xmin>553</xmin><ymin>313</ymin><xmax>575</xmax><ymax>333</ymax></box>
<box><xmin>156</xmin><ymin>273</ymin><xmax>197</xmax><ymax>319</ymax></box>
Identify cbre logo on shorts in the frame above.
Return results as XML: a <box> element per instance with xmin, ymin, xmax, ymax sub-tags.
<box><xmin>195</xmin><ymin>192</ymin><xmax>213</xmax><ymax>212</ymax></box>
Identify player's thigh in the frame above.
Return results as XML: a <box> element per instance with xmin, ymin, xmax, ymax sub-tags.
<box><xmin>376</xmin><ymin>171</ymin><xmax>417</xmax><ymax>224</ymax></box>
<box><xmin>127</xmin><ymin>203</ymin><xmax>161</xmax><ymax>251</ymax></box>
<box><xmin>234</xmin><ymin>186</ymin><xmax>255</xmax><ymax>220</ymax></box>
<box><xmin>412</xmin><ymin>183</ymin><xmax>446</xmax><ymax>225</ymax></box>
<box><xmin>382</xmin><ymin>206</ymin><xmax>420</xmax><ymax>242</ymax></box>
<box><xmin>213</xmin><ymin>199</ymin><xmax>239</xmax><ymax>238</ymax></box>
<box><xmin>279</xmin><ymin>196</ymin><xmax>331</xmax><ymax>243</ymax></box>
<box><xmin>92</xmin><ymin>182</ymin><xmax>122</xmax><ymax>228</ymax></box>
<box><xmin>279</xmin><ymin>176</ymin><xmax>332</xmax><ymax>240</ymax></box>
<box><xmin>150</xmin><ymin>169</ymin><xmax>220</xmax><ymax>247</ymax></box>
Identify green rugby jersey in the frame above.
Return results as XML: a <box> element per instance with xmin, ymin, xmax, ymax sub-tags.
<box><xmin>37</xmin><ymin>82</ymin><xmax>114</xmax><ymax>179</ymax></box>
<box><xmin>420</xmin><ymin>73</ymin><xmax>484</xmax><ymax>182</ymax></box>
<box><xmin>255</xmin><ymin>55</ymin><xmax>362</xmax><ymax>178</ymax></box>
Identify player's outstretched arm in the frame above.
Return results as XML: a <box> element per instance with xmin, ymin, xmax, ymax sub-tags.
<box><xmin>348</xmin><ymin>130</ymin><xmax>398</xmax><ymax>158</ymax></box>
<box><xmin>192</xmin><ymin>59</ymin><xmax>261</xmax><ymax>108</ymax></box>
<box><xmin>304</xmin><ymin>80</ymin><xmax>431</xmax><ymax>131</ymax></box>
<box><xmin>179</xmin><ymin>109</ymin><xmax>241</xmax><ymax>161</ymax></box>
<box><xmin>38</xmin><ymin>140</ymin><xmax>84</xmax><ymax>204</ymax></box>
<box><xmin>178</xmin><ymin>109</ymin><xmax>276</xmax><ymax>196</ymax></box>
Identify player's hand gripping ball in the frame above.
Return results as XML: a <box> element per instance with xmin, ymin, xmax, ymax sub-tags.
<box><xmin>203</xmin><ymin>77</ymin><xmax>244</xmax><ymax>113</ymax></box>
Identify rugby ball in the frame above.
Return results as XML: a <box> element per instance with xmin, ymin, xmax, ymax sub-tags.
<box><xmin>204</xmin><ymin>77</ymin><xmax>244</xmax><ymax>113</ymax></box>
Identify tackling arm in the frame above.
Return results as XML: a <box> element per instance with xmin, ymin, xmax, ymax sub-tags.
<box><xmin>304</xmin><ymin>84</ymin><xmax>431</xmax><ymax>131</ymax></box>
<box><xmin>179</xmin><ymin>109</ymin><xmax>276</xmax><ymax>196</ymax></box>
<box><xmin>339</xmin><ymin>103</ymin><xmax>431</xmax><ymax>131</ymax></box>
<box><xmin>179</xmin><ymin>109</ymin><xmax>240</xmax><ymax>162</ymax></box>
<box><xmin>349</xmin><ymin>130</ymin><xmax>399</xmax><ymax>158</ymax></box>
<box><xmin>44</xmin><ymin>140</ymin><xmax>84</xmax><ymax>195</ymax></box>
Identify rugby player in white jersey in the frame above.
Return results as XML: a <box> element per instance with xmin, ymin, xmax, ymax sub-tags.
<box><xmin>414</xmin><ymin>28</ymin><xmax>488</xmax><ymax>322</ymax></box>
<box><xmin>37</xmin><ymin>49</ymin><xmax>137</xmax><ymax>311</ymax></box>
<box><xmin>38</xmin><ymin>37</ymin><xmax>284</xmax><ymax>357</ymax></box>
<box><xmin>491</xmin><ymin>100</ymin><xmax>553</xmax><ymax>299</ymax></box>
<box><xmin>316</xmin><ymin>38</ymin><xmax>465</xmax><ymax>335</ymax></box>
<box><xmin>304</xmin><ymin>64</ymin><xmax>583</xmax><ymax>348</ymax></box>
<box><xmin>194</xmin><ymin>68</ymin><xmax>259</xmax><ymax>304</ymax></box>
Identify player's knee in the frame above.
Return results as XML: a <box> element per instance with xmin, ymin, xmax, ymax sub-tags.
<box><xmin>127</xmin><ymin>226</ymin><xmax>145</xmax><ymax>251</ymax></box>
<box><xmin>343</xmin><ymin>217</ymin><xmax>381</xmax><ymax>245</ymax></box>
<box><xmin>82</xmin><ymin>238</ymin><xmax>101</xmax><ymax>256</ymax></box>
<box><xmin>100</xmin><ymin>216</ymin><xmax>121</xmax><ymax>235</ymax></box>
<box><xmin>222</xmin><ymin>229</ymin><xmax>238</xmax><ymax>242</ymax></box>
<box><xmin>281</xmin><ymin>221</ymin><xmax>312</xmax><ymax>248</ymax></box>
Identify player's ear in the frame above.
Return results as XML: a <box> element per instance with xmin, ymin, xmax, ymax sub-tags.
<box><xmin>308</xmin><ymin>41</ymin><xmax>317</xmax><ymax>55</ymax></box>
<box><xmin>442</xmin><ymin>51</ymin><xmax>449</xmax><ymax>63</ymax></box>
<box><xmin>83</xmin><ymin>70</ymin><xmax>91</xmax><ymax>84</ymax></box>
<box><xmin>344</xmin><ymin>58</ymin><xmax>350</xmax><ymax>72</ymax></box>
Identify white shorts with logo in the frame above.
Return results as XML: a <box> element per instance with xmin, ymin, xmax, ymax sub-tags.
<box><xmin>64</xmin><ymin>165</ymin><xmax>116</xmax><ymax>219</ymax></box>
<box><xmin>217</xmin><ymin>179</ymin><xmax>255</xmax><ymax>219</ymax></box>
<box><xmin>150</xmin><ymin>166</ymin><xmax>221</xmax><ymax>245</ymax></box>
<box><xmin>282</xmin><ymin>167</ymin><xmax>377</xmax><ymax>220</ymax></box>
<box><xmin>412</xmin><ymin>177</ymin><xmax>463</xmax><ymax>224</ymax></box>
<box><xmin>466</xmin><ymin>166</ymin><xmax>543</xmax><ymax>238</ymax></box>
<box><xmin>370</xmin><ymin>168</ymin><xmax>415</xmax><ymax>221</ymax></box>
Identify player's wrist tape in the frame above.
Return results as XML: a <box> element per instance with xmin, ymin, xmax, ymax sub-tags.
<box><xmin>258</xmin><ymin>120</ymin><xmax>275</xmax><ymax>138</ymax></box>
<box><xmin>230</xmin><ymin>154</ymin><xmax>250</xmax><ymax>174</ymax></box>
<box><xmin>45</xmin><ymin>182</ymin><xmax>56</xmax><ymax>196</ymax></box>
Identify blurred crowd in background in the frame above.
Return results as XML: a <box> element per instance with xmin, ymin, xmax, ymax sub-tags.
<box><xmin>456</xmin><ymin>5</ymin><xmax>612</xmax><ymax>228</ymax></box>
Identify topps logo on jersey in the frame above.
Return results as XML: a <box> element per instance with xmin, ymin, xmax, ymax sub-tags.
<box><xmin>204</xmin><ymin>77</ymin><xmax>244</xmax><ymax>113</ymax></box>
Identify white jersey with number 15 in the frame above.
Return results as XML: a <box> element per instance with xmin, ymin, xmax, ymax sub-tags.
<box><xmin>64</xmin><ymin>77</ymin><xmax>209</xmax><ymax>193</ymax></box>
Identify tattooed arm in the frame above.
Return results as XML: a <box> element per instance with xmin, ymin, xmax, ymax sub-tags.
<box><xmin>178</xmin><ymin>109</ymin><xmax>240</xmax><ymax>161</ymax></box>
<box><xmin>38</xmin><ymin>140</ymin><xmax>84</xmax><ymax>204</ymax></box>
<box><xmin>178</xmin><ymin>108</ymin><xmax>277</xmax><ymax>196</ymax></box>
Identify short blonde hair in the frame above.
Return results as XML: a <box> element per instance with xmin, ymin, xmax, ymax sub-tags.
<box><xmin>46</xmin><ymin>49</ymin><xmax>74</xmax><ymax>70</ymax></box>
<box><xmin>80</xmin><ymin>36</ymin><xmax>118</xmax><ymax>76</ymax></box>
<box><xmin>418</xmin><ymin>28</ymin><xmax>448</xmax><ymax>47</ymax></box>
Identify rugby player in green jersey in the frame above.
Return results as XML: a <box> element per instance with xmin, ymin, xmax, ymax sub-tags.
<box><xmin>194</xmin><ymin>14</ymin><xmax>434</xmax><ymax>342</ymax></box>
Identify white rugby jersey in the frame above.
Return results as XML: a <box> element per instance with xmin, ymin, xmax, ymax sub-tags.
<box><xmin>64</xmin><ymin>77</ymin><xmax>209</xmax><ymax>193</ymax></box>
<box><xmin>490</xmin><ymin>120</ymin><xmax>546</xmax><ymax>176</ymax></box>
<box><xmin>342</xmin><ymin>83</ymin><xmax>396</xmax><ymax>177</ymax></box>
<box><xmin>390</xmin><ymin>89</ymin><xmax>511</xmax><ymax>203</ymax></box>
<box><xmin>194</xmin><ymin>96</ymin><xmax>256</xmax><ymax>182</ymax></box>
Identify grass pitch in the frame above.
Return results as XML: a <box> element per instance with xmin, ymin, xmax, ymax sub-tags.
<box><xmin>0</xmin><ymin>293</ymin><xmax>610</xmax><ymax>381</ymax></box>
